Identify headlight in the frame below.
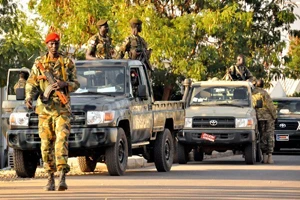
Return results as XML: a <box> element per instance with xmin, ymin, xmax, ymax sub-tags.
<box><xmin>9</xmin><ymin>113</ymin><xmax>29</xmax><ymax>126</ymax></box>
<box><xmin>185</xmin><ymin>117</ymin><xmax>193</xmax><ymax>128</ymax></box>
<box><xmin>87</xmin><ymin>111</ymin><xmax>115</xmax><ymax>125</ymax></box>
<box><xmin>235</xmin><ymin>118</ymin><xmax>253</xmax><ymax>128</ymax></box>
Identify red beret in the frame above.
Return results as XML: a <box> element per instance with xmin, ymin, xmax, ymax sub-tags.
<box><xmin>45</xmin><ymin>33</ymin><xmax>60</xmax><ymax>43</ymax></box>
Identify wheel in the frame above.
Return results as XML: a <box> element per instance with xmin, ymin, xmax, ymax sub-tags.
<box><xmin>177</xmin><ymin>142</ymin><xmax>189</xmax><ymax>164</ymax></box>
<box><xmin>193</xmin><ymin>147</ymin><xmax>204</xmax><ymax>161</ymax></box>
<box><xmin>154</xmin><ymin>128</ymin><xmax>174</xmax><ymax>172</ymax></box>
<box><xmin>14</xmin><ymin>149</ymin><xmax>38</xmax><ymax>178</ymax></box>
<box><xmin>78</xmin><ymin>156</ymin><xmax>98</xmax><ymax>172</ymax></box>
<box><xmin>105</xmin><ymin>128</ymin><xmax>128</xmax><ymax>176</ymax></box>
<box><xmin>244</xmin><ymin>142</ymin><xmax>256</xmax><ymax>165</ymax></box>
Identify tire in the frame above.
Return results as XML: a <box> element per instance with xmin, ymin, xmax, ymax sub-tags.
<box><xmin>177</xmin><ymin>142</ymin><xmax>189</xmax><ymax>164</ymax></box>
<box><xmin>105</xmin><ymin>128</ymin><xmax>128</xmax><ymax>176</ymax></box>
<box><xmin>14</xmin><ymin>149</ymin><xmax>38</xmax><ymax>178</ymax></box>
<box><xmin>78</xmin><ymin>156</ymin><xmax>98</xmax><ymax>172</ymax></box>
<box><xmin>193</xmin><ymin>147</ymin><xmax>204</xmax><ymax>161</ymax></box>
<box><xmin>154</xmin><ymin>128</ymin><xmax>174</xmax><ymax>172</ymax></box>
<box><xmin>244</xmin><ymin>142</ymin><xmax>256</xmax><ymax>165</ymax></box>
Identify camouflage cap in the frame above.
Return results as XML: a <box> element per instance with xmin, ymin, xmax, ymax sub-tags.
<box><xmin>130</xmin><ymin>18</ymin><xmax>142</xmax><ymax>25</ymax></box>
<box><xmin>96</xmin><ymin>19</ymin><xmax>108</xmax><ymax>27</ymax></box>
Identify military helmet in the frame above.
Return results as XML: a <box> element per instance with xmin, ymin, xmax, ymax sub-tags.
<box><xmin>130</xmin><ymin>18</ymin><xmax>142</xmax><ymax>25</ymax></box>
<box><xmin>97</xmin><ymin>19</ymin><xmax>108</xmax><ymax>27</ymax></box>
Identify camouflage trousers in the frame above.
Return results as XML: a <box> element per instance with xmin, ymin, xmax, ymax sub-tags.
<box><xmin>38</xmin><ymin>114</ymin><xmax>71</xmax><ymax>173</ymax></box>
<box><xmin>258</xmin><ymin>120</ymin><xmax>275</xmax><ymax>154</ymax></box>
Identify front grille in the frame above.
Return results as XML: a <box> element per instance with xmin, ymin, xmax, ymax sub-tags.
<box><xmin>29</xmin><ymin>111</ymin><xmax>86</xmax><ymax>128</ymax></box>
<box><xmin>25</xmin><ymin>132</ymin><xmax>83</xmax><ymax>142</ymax></box>
<box><xmin>192</xmin><ymin>117</ymin><xmax>235</xmax><ymax>128</ymax></box>
<box><xmin>275</xmin><ymin>121</ymin><xmax>298</xmax><ymax>130</ymax></box>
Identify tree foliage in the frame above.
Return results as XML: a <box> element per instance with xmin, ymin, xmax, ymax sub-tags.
<box><xmin>0</xmin><ymin>0</ymin><xmax>44</xmax><ymax>87</ymax></box>
<box><xmin>27</xmin><ymin>0</ymin><xmax>297</xmax><ymax>95</ymax></box>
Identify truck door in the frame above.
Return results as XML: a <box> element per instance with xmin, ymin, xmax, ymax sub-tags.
<box><xmin>129</xmin><ymin>66</ymin><xmax>153</xmax><ymax>143</ymax></box>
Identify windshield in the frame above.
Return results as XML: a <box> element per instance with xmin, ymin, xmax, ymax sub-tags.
<box><xmin>73</xmin><ymin>66</ymin><xmax>125</xmax><ymax>95</ymax></box>
<box><xmin>273</xmin><ymin>100</ymin><xmax>300</xmax><ymax>115</ymax></box>
<box><xmin>189</xmin><ymin>85</ymin><xmax>250</xmax><ymax>107</ymax></box>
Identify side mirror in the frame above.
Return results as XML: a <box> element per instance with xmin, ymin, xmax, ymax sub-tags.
<box><xmin>256</xmin><ymin>99</ymin><xmax>262</xmax><ymax>109</ymax></box>
<box><xmin>16</xmin><ymin>88</ymin><xmax>25</xmax><ymax>100</ymax></box>
<box><xmin>137</xmin><ymin>85</ymin><xmax>148</xmax><ymax>100</ymax></box>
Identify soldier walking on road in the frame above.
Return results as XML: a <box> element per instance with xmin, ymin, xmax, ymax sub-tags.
<box><xmin>86</xmin><ymin>19</ymin><xmax>115</xmax><ymax>59</ymax></box>
<box><xmin>118</xmin><ymin>18</ymin><xmax>152</xmax><ymax>74</ymax></box>
<box><xmin>252</xmin><ymin>78</ymin><xmax>277</xmax><ymax>164</ymax></box>
<box><xmin>226</xmin><ymin>54</ymin><xmax>253</xmax><ymax>81</ymax></box>
<box><xmin>25</xmin><ymin>32</ymin><xmax>80</xmax><ymax>191</ymax></box>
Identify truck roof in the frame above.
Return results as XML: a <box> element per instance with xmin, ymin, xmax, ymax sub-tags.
<box><xmin>191</xmin><ymin>80</ymin><xmax>251</xmax><ymax>87</ymax></box>
<box><xmin>75</xmin><ymin>59</ymin><xmax>143</xmax><ymax>67</ymax></box>
<box><xmin>272</xmin><ymin>97</ymin><xmax>300</xmax><ymax>101</ymax></box>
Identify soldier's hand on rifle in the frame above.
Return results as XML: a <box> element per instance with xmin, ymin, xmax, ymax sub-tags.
<box><xmin>25</xmin><ymin>98</ymin><xmax>33</xmax><ymax>109</ymax></box>
<box><xmin>53</xmin><ymin>79</ymin><xmax>68</xmax><ymax>90</ymax></box>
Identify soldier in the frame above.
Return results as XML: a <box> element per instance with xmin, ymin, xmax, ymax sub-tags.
<box><xmin>25</xmin><ymin>32</ymin><xmax>80</xmax><ymax>191</ymax></box>
<box><xmin>13</xmin><ymin>71</ymin><xmax>27</xmax><ymax>94</ymax></box>
<box><xmin>86</xmin><ymin>19</ymin><xmax>114</xmax><ymax>59</ymax></box>
<box><xmin>252</xmin><ymin>78</ymin><xmax>277</xmax><ymax>164</ymax></box>
<box><xmin>227</xmin><ymin>54</ymin><xmax>253</xmax><ymax>81</ymax></box>
<box><xmin>118</xmin><ymin>18</ymin><xmax>152</xmax><ymax>73</ymax></box>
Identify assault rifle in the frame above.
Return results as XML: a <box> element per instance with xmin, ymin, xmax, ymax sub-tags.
<box><xmin>37</xmin><ymin>62</ymin><xmax>73</xmax><ymax>116</ymax></box>
<box><xmin>136</xmin><ymin>48</ymin><xmax>153</xmax><ymax>72</ymax></box>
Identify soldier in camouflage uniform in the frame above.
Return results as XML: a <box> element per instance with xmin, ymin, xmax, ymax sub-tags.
<box><xmin>227</xmin><ymin>54</ymin><xmax>253</xmax><ymax>81</ymax></box>
<box><xmin>252</xmin><ymin>78</ymin><xmax>277</xmax><ymax>164</ymax></box>
<box><xmin>25</xmin><ymin>33</ymin><xmax>80</xmax><ymax>191</ymax></box>
<box><xmin>118</xmin><ymin>18</ymin><xmax>152</xmax><ymax>74</ymax></box>
<box><xmin>13</xmin><ymin>71</ymin><xmax>27</xmax><ymax>94</ymax></box>
<box><xmin>86</xmin><ymin>19</ymin><xmax>115</xmax><ymax>59</ymax></box>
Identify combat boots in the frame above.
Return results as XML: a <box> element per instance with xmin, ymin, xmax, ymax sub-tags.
<box><xmin>263</xmin><ymin>153</ymin><xmax>268</xmax><ymax>164</ymax></box>
<box><xmin>44</xmin><ymin>172</ymin><xmax>55</xmax><ymax>191</ymax></box>
<box><xmin>57</xmin><ymin>171</ymin><xmax>68</xmax><ymax>191</ymax></box>
<box><xmin>267</xmin><ymin>153</ymin><xmax>274</xmax><ymax>164</ymax></box>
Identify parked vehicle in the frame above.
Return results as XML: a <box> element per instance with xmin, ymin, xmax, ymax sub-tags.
<box><xmin>177</xmin><ymin>80</ymin><xmax>261</xmax><ymax>164</ymax></box>
<box><xmin>272</xmin><ymin>97</ymin><xmax>300</xmax><ymax>151</ymax></box>
<box><xmin>7</xmin><ymin>60</ymin><xmax>185</xmax><ymax>177</ymax></box>
<box><xmin>1</xmin><ymin>67</ymin><xmax>30</xmax><ymax>169</ymax></box>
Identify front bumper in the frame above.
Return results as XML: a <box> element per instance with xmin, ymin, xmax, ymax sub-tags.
<box><xmin>7</xmin><ymin>127</ymin><xmax>118</xmax><ymax>151</ymax></box>
<box><xmin>177</xmin><ymin>129</ymin><xmax>256</xmax><ymax>147</ymax></box>
<box><xmin>274</xmin><ymin>130</ymin><xmax>300</xmax><ymax>148</ymax></box>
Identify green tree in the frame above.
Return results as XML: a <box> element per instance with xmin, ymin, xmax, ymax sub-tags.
<box><xmin>28</xmin><ymin>0</ymin><xmax>297</xmax><ymax>97</ymax></box>
<box><xmin>0</xmin><ymin>0</ymin><xmax>44</xmax><ymax>87</ymax></box>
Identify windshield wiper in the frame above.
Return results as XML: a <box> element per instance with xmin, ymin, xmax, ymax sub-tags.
<box><xmin>76</xmin><ymin>91</ymin><xmax>115</xmax><ymax>97</ymax></box>
<box><xmin>216</xmin><ymin>103</ymin><xmax>244</xmax><ymax>108</ymax></box>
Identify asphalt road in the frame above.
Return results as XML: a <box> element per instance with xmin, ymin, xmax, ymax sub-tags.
<box><xmin>0</xmin><ymin>151</ymin><xmax>300</xmax><ymax>200</ymax></box>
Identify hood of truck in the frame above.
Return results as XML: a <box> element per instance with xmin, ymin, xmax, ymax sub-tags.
<box><xmin>70</xmin><ymin>95</ymin><xmax>129</xmax><ymax>111</ymax></box>
<box><xmin>186</xmin><ymin>106</ymin><xmax>253</xmax><ymax>118</ymax></box>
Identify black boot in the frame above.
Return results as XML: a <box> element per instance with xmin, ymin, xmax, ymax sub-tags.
<box><xmin>44</xmin><ymin>172</ymin><xmax>55</xmax><ymax>191</ymax></box>
<box><xmin>57</xmin><ymin>171</ymin><xmax>68</xmax><ymax>191</ymax></box>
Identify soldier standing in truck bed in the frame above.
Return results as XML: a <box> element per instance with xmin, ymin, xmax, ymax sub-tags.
<box><xmin>86</xmin><ymin>19</ymin><xmax>115</xmax><ymax>59</ymax></box>
<box><xmin>118</xmin><ymin>18</ymin><xmax>152</xmax><ymax>75</ymax></box>
<box><xmin>227</xmin><ymin>54</ymin><xmax>253</xmax><ymax>81</ymax></box>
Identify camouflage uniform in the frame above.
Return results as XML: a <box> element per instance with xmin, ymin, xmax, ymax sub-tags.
<box><xmin>25</xmin><ymin>54</ymin><xmax>80</xmax><ymax>173</ymax></box>
<box><xmin>87</xmin><ymin>33</ymin><xmax>114</xmax><ymax>59</ymax></box>
<box><xmin>119</xmin><ymin>34</ymin><xmax>149</xmax><ymax>60</ymax></box>
<box><xmin>252</xmin><ymin>87</ymin><xmax>277</xmax><ymax>154</ymax></box>
<box><xmin>13</xmin><ymin>79</ymin><xmax>26</xmax><ymax>94</ymax></box>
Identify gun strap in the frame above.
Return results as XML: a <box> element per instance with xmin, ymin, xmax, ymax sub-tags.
<box><xmin>235</xmin><ymin>66</ymin><xmax>245</xmax><ymax>80</ymax></box>
<box><xmin>39</xmin><ymin>55</ymin><xmax>66</xmax><ymax>81</ymax></box>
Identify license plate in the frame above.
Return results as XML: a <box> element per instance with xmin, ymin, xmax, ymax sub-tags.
<box><xmin>276</xmin><ymin>134</ymin><xmax>289</xmax><ymax>141</ymax></box>
<box><xmin>201</xmin><ymin>133</ymin><xmax>216</xmax><ymax>142</ymax></box>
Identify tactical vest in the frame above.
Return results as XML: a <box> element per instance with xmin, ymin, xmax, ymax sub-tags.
<box><xmin>95</xmin><ymin>35</ymin><xmax>112</xmax><ymax>59</ymax></box>
<box><xmin>128</xmin><ymin>35</ymin><xmax>143</xmax><ymax>59</ymax></box>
